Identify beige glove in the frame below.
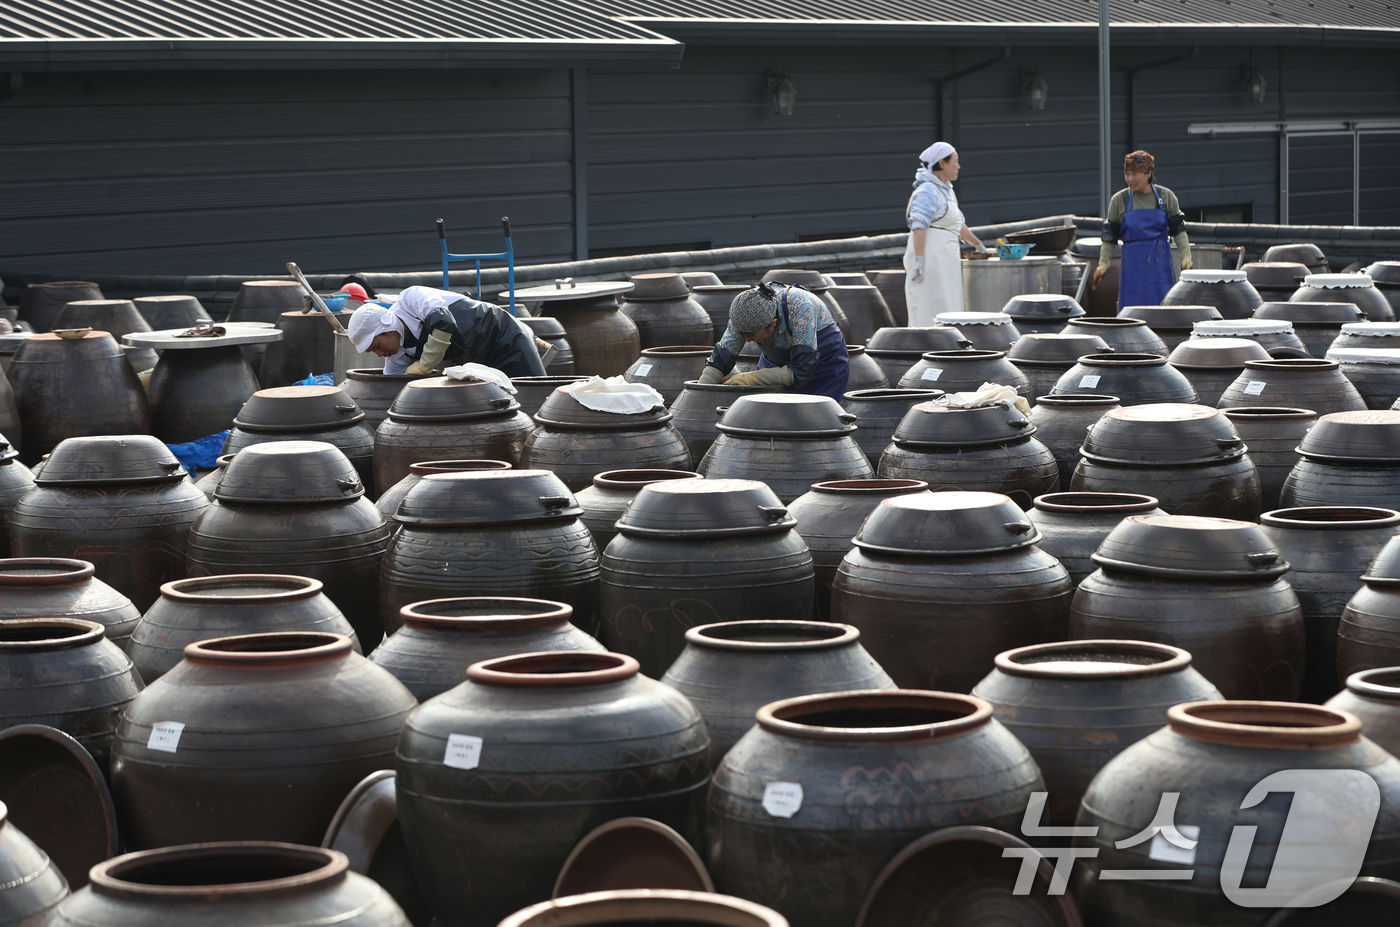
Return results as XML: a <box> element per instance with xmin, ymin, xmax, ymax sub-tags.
<box><xmin>698</xmin><ymin>365</ymin><xmax>725</xmax><ymax>384</ymax></box>
<box><xmin>405</xmin><ymin>329</ymin><xmax>453</xmax><ymax>375</ymax></box>
<box><xmin>1180</xmin><ymin>258</ymin><xmax>1194</xmax><ymax>271</ymax></box>
<box><xmin>1091</xmin><ymin>263</ymin><xmax>1109</xmax><ymax>288</ymax></box>
<box><xmin>726</xmin><ymin>366</ymin><xmax>794</xmax><ymax>387</ymax></box>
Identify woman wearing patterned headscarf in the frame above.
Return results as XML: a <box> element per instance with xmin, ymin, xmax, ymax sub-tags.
<box><xmin>1094</xmin><ymin>150</ymin><xmax>1193</xmax><ymax>309</ymax></box>
<box><xmin>696</xmin><ymin>281</ymin><xmax>850</xmax><ymax>402</ymax></box>
<box><xmin>903</xmin><ymin>142</ymin><xmax>987</xmax><ymax>326</ymax></box>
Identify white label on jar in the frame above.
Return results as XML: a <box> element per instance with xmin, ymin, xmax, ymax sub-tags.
<box><xmin>1243</xmin><ymin>380</ymin><xmax>1267</xmax><ymax>395</ymax></box>
<box><xmin>444</xmin><ymin>734</ymin><xmax>484</xmax><ymax>770</ymax></box>
<box><xmin>920</xmin><ymin>367</ymin><xmax>943</xmax><ymax>381</ymax></box>
<box><xmin>634</xmin><ymin>364</ymin><xmax>653</xmax><ymax>377</ymax></box>
<box><xmin>1079</xmin><ymin>375</ymin><xmax>1101</xmax><ymax>388</ymax></box>
<box><xmin>1149</xmin><ymin>825</ymin><xmax>1200</xmax><ymax>864</ymax></box>
<box><xmin>147</xmin><ymin>721</ymin><xmax>185</xmax><ymax>753</ymax></box>
<box><xmin>762</xmin><ymin>781</ymin><xmax>804</xmax><ymax>818</ymax></box>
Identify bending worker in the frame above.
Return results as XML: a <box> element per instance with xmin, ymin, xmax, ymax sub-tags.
<box><xmin>1094</xmin><ymin>150</ymin><xmax>1192</xmax><ymax>309</ymax></box>
<box><xmin>903</xmin><ymin>141</ymin><xmax>986</xmax><ymax>326</ymax></box>
<box><xmin>697</xmin><ymin>281</ymin><xmax>849</xmax><ymax>401</ymax></box>
<box><xmin>347</xmin><ymin>285</ymin><xmax>547</xmax><ymax>377</ymax></box>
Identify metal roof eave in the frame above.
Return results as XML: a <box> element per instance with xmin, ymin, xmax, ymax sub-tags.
<box><xmin>624</xmin><ymin>17</ymin><xmax>1400</xmax><ymax>47</ymax></box>
<box><xmin>0</xmin><ymin>34</ymin><xmax>686</xmax><ymax>69</ymax></box>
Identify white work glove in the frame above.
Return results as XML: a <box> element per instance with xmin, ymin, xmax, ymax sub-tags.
<box><xmin>698</xmin><ymin>365</ymin><xmax>725</xmax><ymax>385</ymax></box>
<box><xmin>975</xmin><ymin>241</ymin><xmax>989</xmax><ymax>254</ymax></box>
<box><xmin>405</xmin><ymin>329</ymin><xmax>453</xmax><ymax>375</ymax></box>
<box><xmin>911</xmin><ymin>255</ymin><xmax>926</xmax><ymax>284</ymax></box>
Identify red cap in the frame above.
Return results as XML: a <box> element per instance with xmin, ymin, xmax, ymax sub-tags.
<box><xmin>338</xmin><ymin>283</ymin><xmax>371</xmax><ymax>302</ymax></box>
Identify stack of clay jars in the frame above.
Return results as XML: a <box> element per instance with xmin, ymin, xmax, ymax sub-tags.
<box><xmin>1161</xmin><ymin>269</ymin><xmax>1263</xmax><ymax>319</ymax></box>
<box><xmin>224</xmin><ymin>385</ymin><xmax>377</xmax><ymax>494</ymax></box>
<box><xmin>1254</xmin><ymin>301</ymin><xmax>1366</xmax><ymax>356</ymax></box>
<box><xmin>1291</xmin><ymin>272</ymin><xmax>1395</xmax><ymax>322</ymax></box>
<box><xmin>1008</xmin><ymin>333</ymin><xmax>1111</xmax><ymax>399</ymax></box>
<box><xmin>1000</xmin><ymin>294</ymin><xmax>1085</xmax><ymax>335</ymax></box>
<box><xmin>521</xmin><ymin>380</ymin><xmax>691</xmax><ymax>490</ymax></box>
<box><xmin>698</xmin><ymin>395</ymin><xmax>871</xmax><ymax>501</ymax></box>
<box><xmin>1281</xmin><ymin>410</ymin><xmax>1400</xmax><ymax>508</ymax></box>
<box><xmin>878</xmin><ymin>398</ymin><xmax>1058</xmax><ymax>508</ymax></box>
<box><xmin>863</xmin><ymin>326</ymin><xmax>970</xmax><ymax>385</ymax></box>
<box><xmin>620</xmin><ymin>274</ymin><xmax>716</xmax><ymax>349</ymax></box>
<box><xmin>373</xmin><ymin>376</ymin><xmax>532</xmax><ymax>489</ymax></box>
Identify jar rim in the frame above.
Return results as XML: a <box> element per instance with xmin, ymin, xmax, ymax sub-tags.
<box><xmin>400</xmin><ymin>597</ymin><xmax>573</xmax><ymax>630</ymax></box>
<box><xmin>0</xmin><ymin>557</ymin><xmax>95</xmax><ymax>587</ymax></box>
<box><xmin>159</xmin><ymin>574</ymin><xmax>324</xmax><ymax>606</ymax></box>
<box><xmin>757</xmin><ymin>690</ymin><xmax>991</xmax><ymax>742</ymax></box>
<box><xmin>90</xmin><ymin>842</ymin><xmax>347</xmax><ymax>899</ymax></box>
<box><xmin>467</xmin><ymin>650</ymin><xmax>638</xmax><ymax>687</ymax></box>
<box><xmin>0</xmin><ymin>617</ymin><xmax>105</xmax><ymax>651</ymax></box>
<box><xmin>994</xmin><ymin>639</ymin><xmax>1192</xmax><ymax>680</ymax></box>
<box><xmin>1167</xmin><ymin>700</ymin><xmax>1361</xmax><ymax>748</ymax></box>
<box><xmin>685</xmin><ymin>620</ymin><xmax>860</xmax><ymax>652</ymax></box>
<box><xmin>183</xmin><ymin>632</ymin><xmax>352</xmax><ymax>666</ymax></box>
<box><xmin>1032</xmin><ymin>492</ymin><xmax>1159</xmax><ymax>514</ymax></box>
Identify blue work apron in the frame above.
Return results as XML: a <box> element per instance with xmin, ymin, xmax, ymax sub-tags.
<box><xmin>1116</xmin><ymin>185</ymin><xmax>1177</xmax><ymax>311</ymax></box>
<box><xmin>756</xmin><ymin>290</ymin><xmax>850</xmax><ymax>402</ymax></box>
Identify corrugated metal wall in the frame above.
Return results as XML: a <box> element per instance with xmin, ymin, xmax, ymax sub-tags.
<box><xmin>0</xmin><ymin>68</ymin><xmax>576</xmax><ymax>275</ymax></box>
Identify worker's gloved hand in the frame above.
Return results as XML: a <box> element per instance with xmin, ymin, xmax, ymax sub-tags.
<box><xmin>723</xmin><ymin>370</ymin><xmax>760</xmax><ymax>386</ymax></box>
<box><xmin>974</xmin><ymin>241</ymin><xmax>989</xmax><ymax>254</ymax></box>
<box><xmin>748</xmin><ymin>366</ymin><xmax>795</xmax><ymax>386</ymax></box>
<box><xmin>405</xmin><ymin>329</ymin><xmax>453</xmax><ymax>375</ymax></box>
<box><xmin>1180</xmin><ymin>258</ymin><xmax>1194</xmax><ymax>271</ymax></box>
<box><xmin>911</xmin><ymin>255</ymin><xmax>926</xmax><ymax>284</ymax></box>
<box><xmin>1092</xmin><ymin>263</ymin><xmax>1109</xmax><ymax>288</ymax></box>
<box><xmin>698</xmin><ymin>365</ymin><xmax>725</xmax><ymax>385</ymax></box>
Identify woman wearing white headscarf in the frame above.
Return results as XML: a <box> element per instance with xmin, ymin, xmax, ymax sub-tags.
<box><xmin>903</xmin><ymin>142</ymin><xmax>986</xmax><ymax>326</ymax></box>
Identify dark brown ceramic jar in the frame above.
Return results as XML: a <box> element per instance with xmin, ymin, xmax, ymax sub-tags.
<box><xmin>1326</xmin><ymin>667</ymin><xmax>1400</xmax><ymax>757</ymax></box>
<box><xmin>1280</xmin><ymin>410</ymin><xmax>1400</xmax><ymax>509</ymax></box>
<box><xmin>1189</xmin><ymin>318</ymin><xmax>1309</xmax><ymax>357</ymax></box>
<box><xmin>1261</xmin><ymin>506</ymin><xmax>1400</xmax><ymax>702</ymax></box>
<box><xmin>194</xmin><ymin>453</ymin><xmax>231</xmax><ymax>501</ymax></box>
<box><xmin>1064</xmin><ymin>316</ymin><xmax>1169</xmax><ymax>355</ymax></box>
<box><xmin>786</xmin><ymin>478</ymin><xmax>929</xmax><ymax>620</ymax></box>
<box><xmin>831</xmin><ymin>491</ymin><xmax>1073</xmax><ymax>692</ymax></box>
<box><xmin>1069</xmin><ymin>514</ymin><xmax>1306</xmax><ymax>699</ymax></box>
<box><xmin>1167</xmin><ymin>337</ymin><xmax>1272</xmax><ymax>407</ymax></box>
<box><xmin>829</xmin><ymin>285</ymin><xmax>897</xmax><ymax>345</ymax></box>
<box><xmin>971</xmin><ymin>639</ymin><xmax>1222</xmax><ymax>824</ymax></box>
<box><xmin>1070</xmin><ymin>403</ymin><xmax>1262</xmax><ymax>520</ymax></box>
<box><xmin>620</xmin><ymin>274</ymin><xmax>716</xmax><ymax>349</ymax></box>
<box><xmin>379</xmin><ymin>469</ymin><xmax>601</xmax><ymax>637</ymax></box>
<box><xmin>502</xmin><ymin>890</ymin><xmax>784</xmax><ymax>927</ymax></box>
<box><xmin>1255</xmin><ymin>301</ymin><xmax>1366</xmax><ymax>356</ymax></box>
<box><xmin>1217</xmin><ymin>358</ymin><xmax>1367</xmax><ymax>414</ymax></box>
<box><xmin>843</xmin><ymin>346</ymin><xmax>889</xmax><ymax>391</ymax></box>
<box><xmin>934</xmin><ymin>312</ymin><xmax>1020</xmax><ymax>352</ymax></box>
<box><xmin>396</xmin><ymin>651</ymin><xmax>711</xmax><ymax>927</ymax></box>
<box><xmin>1162</xmin><ymin>269</ymin><xmax>1263</xmax><ymax>319</ymax></box>
<box><xmin>1243</xmin><ymin>260</ymin><xmax>1310</xmax><ymax>302</ymax></box>
<box><xmin>0</xmin><ymin>618</ymin><xmax>142</xmax><ymax>772</ymax></box>
<box><xmin>1073</xmin><ymin>701</ymin><xmax>1400</xmax><ymax>927</ymax></box>
<box><xmin>691</xmin><ymin>284</ymin><xmax>748</xmax><ymax>341</ymax></box>
<box><xmin>863</xmin><ymin>326</ymin><xmax>970</xmax><ymax>385</ymax></box>
<box><xmin>840</xmin><ymin>389</ymin><xmax>943</xmax><ymax>468</ymax></box>
<box><xmin>1008</xmin><ymin>332</ymin><xmax>1112</xmax><ymax>401</ymax></box>
<box><xmin>668</xmin><ymin>381</ymin><xmax>783</xmax><ymax>468</ymax></box>
<box><xmin>660</xmin><ymin>619</ymin><xmax>896</xmax><ymax>762</ymax></box>
<box><xmin>1027</xmin><ymin>393</ymin><xmax>1122</xmax><ymax>487</ymax></box>
<box><xmin>521</xmin><ymin>316</ymin><xmax>576</xmax><ymax>374</ymax></box>
<box><xmin>521</xmin><ymin>381</ymin><xmax>691</xmax><ymax>492</ymax></box>
<box><xmin>1291</xmin><ymin>272</ymin><xmax>1395</xmax><ymax>322</ymax></box>
<box><xmin>223</xmin><ymin>384</ymin><xmax>378</xmax><ymax>494</ymax></box>
<box><xmin>374</xmin><ymin>377</ymin><xmax>533</xmax><ymax>490</ymax></box>
<box><xmin>0</xmin><ymin>557</ymin><xmax>141</xmax><ymax>649</ymax></box>
<box><xmin>1118</xmin><ymin>304</ymin><xmax>1223</xmax><ymax>351</ymax></box>
<box><xmin>0</xmin><ymin>800</ymin><xmax>68</xmax><ymax>925</ymax></box>
<box><xmin>1050</xmin><ymin>352</ymin><xmax>1198</xmax><ymax>406</ymax></box>
<box><xmin>0</xmin><ymin>439</ymin><xmax>35</xmax><ymax>538</ymax></box>
<box><xmin>10</xmin><ymin>435</ymin><xmax>208</xmax><ymax>611</ymax></box>
<box><xmin>698</xmin><ymin>395</ymin><xmax>873</xmax><ymax>503</ymax></box>
<box><xmin>131</xmin><ymin>293</ymin><xmax>212</xmax><ymax>330</ymax></box>
<box><xmin>1337</xmin><ymin>534</ymin><xmax>1400</xmax><ymax>679</ymax></box>
<box><xmin>1264</xmin><ymin>241</ymin><xmax>1329</xmax><ymax>272</ymax></box>
<box><xmin>1221</xmin><ymin>407</ymin><xmax>1315</xmax><ymax>510</ymax></box>
<box><xmin>338</xmin><ymin>369</ymin><xmax>430</xmax><ymax>431</ymax></box>
<box><xmin>1326</xmin><ymin>347</ymin><xmax>1400</xmax><ymax>410</ymax></box>
<box><xmin>0</xmin><ymin>369</ymin><xmax>22</xmax><ymax>454</ymax></box>
<box><xmin>530</xmin><ymin>281</ymin><xmax>641</xmax><ymax>377</ymax></box>
<box><xmin>575</xmin><ymin>468</ymin><xmax>701</xmax><ymax>551</ymax></box>
<box><xmin>370</xmin><ymin>596</ymin><xmax>604</xmax><ymax>701</ymax></box>
<box><xmin>374</xmin><ymin>458</ymin><xmax>512</xmax><ymax>522</ymax></box>
<box><xmin>257</xmin><ymin>308</ymin><xmax>348</xmax><ymax>389</ymax></box>
<box><xmin>869</xmin><ymin>270</ymin><xmax>909</xmax><ymax>326</ymax></box>
<box><xmin>186</xmin><ymin>441</ymin><xmax>391</xmax><ymax>651</ymax></box>
<box><xmin>1001</xmin><ymin>293</ymin><xmax>1086</xmax><ymax>335</ymax></box>
<box><xmin>46</xmin><ymin>843</ymin><xmax>410</xmax><ymax>927</ymax></box>
<box><xmin>897</xmin><ymin>349</ymin><xmax>1032</xmax><ymax>399</ymax></box>
<box><xmin>876</xmin><ymin>400</ymin><xmax>1059</xmax><ymax>509</ymax></box>
<box><xmin>127</xmin><ymin>574</ymin><xmax>360</xmax><ymax>682</ymax></box>
<box><xmin>1027</xmin><ymin>491</ymin><xmax>1163</xmax><ymax>587</ymax></box>
<box><xmin>708</xmin><ymin>690</ymin><xmax>1043</xmax><ymax>927</ymax></box>
<box><xmin>54</xmin><ymin>300</ymin><xmax>157</xmax><ymax>373</ymax></box>
<box><xmin>144</xmin><ymin>339</ymin><xmax>263</xmax><ymax>445</ymax></box>
<box><xmin>8</xmin><ymin>332</ymin><xmax>152</xmax><ymax>465</ymax></box>
<box><xmin>510</xmin><ymin>375</ymin><xmax>588</xmax><ymax>418</ymax></box>
<box><xmin>624</xmin><ymin>346</ymin><xmax>712</xmax><ymax>404</ymax></box>
<box><xmin>112</xmin><ymin>631</ymin><xmax>416</xmax><ymax>850</ymax></box>
<box><xmin>17</xmin><ymin>280</ymin><xmax>102</xmax><ymax>332</ymax></box>
<box><xmin>601</xmin><ymin>478</ymin><xmax>815</xmax><ymax>677</ymax></box>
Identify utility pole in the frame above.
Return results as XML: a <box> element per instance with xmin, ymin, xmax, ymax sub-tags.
<box><xmin>1098</xmin><ymin>0</ymin><xmax>1112</xmax><ymax>216</ymax></box>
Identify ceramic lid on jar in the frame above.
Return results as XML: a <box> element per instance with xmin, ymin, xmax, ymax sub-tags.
<box><xmin>1193</xmin><ymin>319</ymin><xmax>1295</xmax><ymax>337</ymax></box>
<box><xmin>1082</xmin><ymin>404</ymin><xmax>1246</xmax><ymax>466</ymax></box>
<box><xmin>534</xmin><ymin>382</ymin><xmax>669</xmax><ymax>430</ymax></box>
<box><xmin>625</xmin><ymin>273</ymin><xmax>690</xmax><ymax>301</ymax></box>
<box><xmin>1120</xmin><ymin>305</ymin><xmax>1224</xmax><ymax>328</ymax></box>
<box><xmin>394</xmin><ymin>469</ymin><xmax>581</xmax><ymax>526</ymax></box>
<box><xmin>1169</xmin><ymin>338</ymin><xmax>1271</xmax><ymax>368</ymax></box>
<box><xmin>680</xmin><ymin>271</ymin><xmax>724</xmax><ymax>288</ymax></box>
<box><xmin>936</xmin><ymin>312</ymin><xmax>1015</xmax><ymax>327</ymax></box>
<box><xmin>1001</xmin><ymin>293</ymin><xmax>1086</xmax><ymax>319</ymax></box>
<box><xmin>1093</xmin><ymin>513</ymin><xmax>1289</xmax><ymax>579</ymax></box>
<box><xmin>1256</xmin><ymin>301</ymin><xmax>1366</xmax><ymax>324</ymax></box>
<box><xmin>890</xmin><ymin>401</ymin><xmax>1036</xmax><ymax>447</ymax></box>
<box><xmin>1305</xmin><ymin>273</ymin><xmax>1375</xmax><ymax>289</ymax></box>
<box><xmin>1366</xmin><ymin>262</ymin><xmax>1400</xmax><ymax>286</ymax></box>
<box><xmin>388</xmin><ymin>376</ymin><xmax>521</xmax><ymax>422</ymax></box>
<box><xmin>232</xmin><ymin>385</ymin><xmax>366</xmax><ymax>431</ymax></box>
<box><xmin>1296</xmin><ymin>410</ymin><xmax>1400</xmax><ymax>463</ymax></box>
<box><xmin>692</xmin><ymin>284</ymin><xmax>749</xmax><ymax>296</ymax></box>
<box><xmin>1244</xmin><ymin>262</ymin><xmax>1311</xmax><ymax>288</ymax></box>
<box><xmin>513</xmin><ymin>280</ymin><xmax>634</xmax><ymax>302</ymax></box>
<box><xmin>715</xmin><ymin>394</ymin><xmax>856</xmax><ymax>437</ymax></box>
<box><xmin>1326</xmin><ymin>348</ymin><xmax>1400</xmax><ymax>367</ymax></box>
<box><xmin>35</xmin><ymin>435</ymin><xmax>186</xmax><ymax>484</ymax></box>
<box><xmin>853</xmin><ymin>490</ymin><xmax>1039</xmax><ymax>556</ymax></box>
<box><xmin>615</xmin><ymin>477</ymin><xmax>795</xmax><ymax>537</ymax></box>
<box><xmin>521</xmin><ymin>316</ymin><xmax>568</xmax><ymax>338</ymax></box>
<box><xmin>866</xmin><ymin>326</ymin><xmax>971</xmax><ymax>353</ymax></box>
<box><xmin>1008</xmin><ymin>333</ymin><xmax>1110</xmax><ymax>365</ymax></box>
<box><xmin>1339</xmin><ymin>322</ymin><xmax>1400</xmax><ymax>337</ymax></box>
<box><xmin>215</xmin><ymin>441</ymin><xmax>365</xmax><ymax>504</ymax></box>
<box><xmin>760</xmin><ymin>269</ymin><xmax>828</xmax><ymax>290</ymax></box>
<box><xmin>1179</xmin><ymin>270</ymin><xmax>1249</xmax><ymax>284</ymax></box>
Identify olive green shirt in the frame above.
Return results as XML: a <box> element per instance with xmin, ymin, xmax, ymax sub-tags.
<box><xmin>1099</xmin><ymin>185</ymin><xmax>1191</xmax><ymax>267</ymax></box>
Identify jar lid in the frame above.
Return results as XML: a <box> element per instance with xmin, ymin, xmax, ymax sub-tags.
<box><xmin>1081</xmin><ymin>404</ymin><xmax>1246</xmax><ymax>466</ymax></box>
<box><xmin>890</xmin><ymin>400</ymin><xmax>1035</xmax><ymax>447</ymax></box>
<box><xmin>1008</xmin><ymin>333</ymin><xmax>1110</xmax><ymax>365</ymax></box>
<box><xmin>1326</xmin><ymin>348</ymin><xmax>1400</xmax><ymax>366</ymax></box>
<box><xmin>395</xmin><ymin>469</ymin><xmax>582</xmax><ymax>526</ymax></box>
<box><xmin>1092</xmin><ymin>514</ymin><xmax>1289</xmax><ymax>579</ymax></box>
<box><xmin>680</xmin><ymin>271</ymin><xmax>724</xmax><ymax>288</ymax></box>
<box><xmin>615</xmin><ymin>478</ymin><xmax>795</xmax><ymax>537</ymax></box>
<box><xmin>387</xmin><ymin>377</ymin><xmax>520</xmax><ymax>422</ymax></box>
<box><xmin>1192</xmin><ymin>319</ymin><xmax>1294</xmax><ymax>336</ymax></box>
<box><xmin>843</xmin><ymin>388</ymin><xmax>944</xmax><ymax>404</ymax></box>
<box><xmin>513</xmin><ymin>280</ymin><xmax>634</xmax><ymax>302</ymax></box>
<box><xmin>935</xmin><ymin>312</ymin><xmax>1014</xmax><ymax>327</ymax></box>
<box><xmin>1168</xmin><ymin>338</ymin><xmax>1271</xmax><ymax>368</ymax></box>
<box><xmin>1296</xmin><ymin>410</ymin><xmax>1400</xmax><ymax>463</ymax></box>
<box><xmin>1000</xmin><ymin>293</ymin><xmax>1086</xmax><ymax>319</ymax></box>
<box><xmin>1305</xmin><ymin>273</ymin><xmax>1375</xmax><ymax>289</ymax></box>
<box><xmin>34</xmin><ymin>435</ymin><xmax>186</xmax><ymax>485</ymax></box>
<box><xmin>215</xmin><ymin>441</ymin><xmax>365</xmax><ymax>504</ymax></box>
<box><xmin>1243</xmin><ymin>262</ymin><xmax>1311</xmax><ymax>288</ymax></box>
<box><xmin>534</xmin><ymin>382</ymin><xmax>670</xmax><ymax>430</ymax></box>
<box><xmin>1119</xmin><ymin>305</ymin><xmax>1223</xmax><ymax>328</ymax></box>
<box><xmin>232</xmin><ymin>385</ymin><xmax>366</xmax><ymax>431</ymax></box>
<box><xmin>1256</xmin><ymin>301</ymin><xmax>1366</xmax><ymax>324</ymax></box>
<box><xmin>715</xmin><ymin>394</ymin><xmax>856</xmax><ymax>437</ymax></box>
<box><xmin>1366</xmin><ymin>262</ymin><xmax>1400</xmax><ymax>286</ymax></box>
<box><xmin>1179</xmin><ymin>270</ymin><xmax>1248</xmax><ymax>284</ymax></box>
<box><xmin>625</xmin><ymin>273</ymin><xmax>690</xmax><ymax>301</ymax></box>
<box><xmin>866</xmin><ymin>326</ymin><xmax>971</xmax><ymax>353</ymax></box>
<box><xmin>852</xmin><ymin>490</ymin><xmax>1039</xmax><ymax>556</ymax></box>
<box><xmin>759</xmin><ymin>269</ymin><xmax>828</xmax><ymax>290</ymax></box>
<box><xmin>520</xmin><ymin>316</ymin><xmax>568</xmax><ymax>338</ymax></box>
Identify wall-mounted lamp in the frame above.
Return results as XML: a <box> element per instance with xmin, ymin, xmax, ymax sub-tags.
<box><xmin>766</xmin><ymin>70</ymin><xmax>796</xmax><ymax>116</ymax></box>
<box><xmin>1021</xmin><ymin>70</ymin><xmax>1049</xmax><ymax>110</ymax></box>
<box><xmin>1244</xmin><ymin>68</ymin><xmax>1268</xmax><ymax>103</ymax></box>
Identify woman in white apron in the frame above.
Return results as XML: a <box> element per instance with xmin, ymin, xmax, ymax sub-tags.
<box><xmin>903</xmin><ymin>142</ymin><xmax>986</xmax><ymax>327</ymax></box>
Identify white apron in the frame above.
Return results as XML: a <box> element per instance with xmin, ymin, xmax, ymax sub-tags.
<box><xmin>903</xmin><ymin>182</ymin><xmax>965</xmax><ymax>327</ymax></box>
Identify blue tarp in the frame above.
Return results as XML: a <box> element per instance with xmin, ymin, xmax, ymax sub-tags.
<box><xmin>166</xmin><ymin>430</ymin><xmax>229</xmax><ymax>476</ymax></box>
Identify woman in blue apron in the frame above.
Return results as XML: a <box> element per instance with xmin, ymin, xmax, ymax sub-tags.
<box><xmin>1094</xmin><ymin>150</ymin><xmax>1192</xmax><ymax>310</ymax></box>
<box><xmin>697</xmin><ymin>282</ymin><xmax>850</xmax><ymax>402</ymax></box>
